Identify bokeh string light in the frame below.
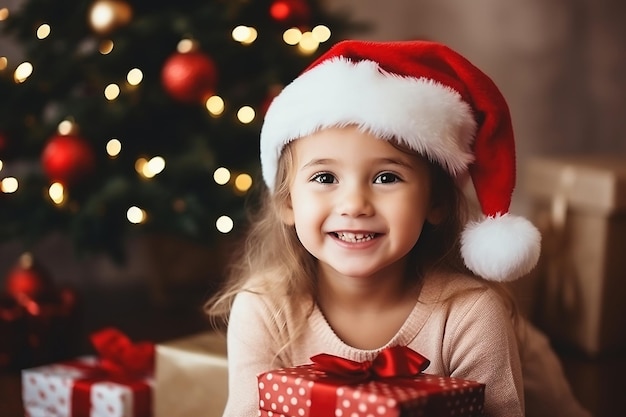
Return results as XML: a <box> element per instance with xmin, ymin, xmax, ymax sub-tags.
<box><xmin>14</xmin><ymin>62</ymin><xmax>33</xmax><ymax>83</ymax></box>
<box><xmin>88</xmin><ymin>0</ymin><xmax>133</xmax><ymax>35</ymax></box>
<box><xmin>1</xmin><ymin>177</ymin><xmax>18</xmax><ymax>194</ymax></box>
<box><xmin>48</xmin><ymin>182</ymin><xmax>65</xmax><ymax>205</ymax></box>
<box><xmin>2</xmin><ymin>1</ymin><xmax>335</xmax><ymax>235</ymax></box>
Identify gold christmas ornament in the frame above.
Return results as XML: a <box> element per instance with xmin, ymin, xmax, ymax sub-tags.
<box><xmin>88</xmin><ymin>0</ymin><xmax>132</xmax><ymax>35</ymax></box>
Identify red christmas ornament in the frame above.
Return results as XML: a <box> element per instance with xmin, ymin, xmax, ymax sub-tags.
<box><xmin>41</xmin><ymin>134</ymin><xmax>96</xmax><ymax>185</ymax></box>
<box><xmin>269</xmin><ymin>0</ymin><xmax>311</xmax><ymax>24</ymax></box>
<box><xmin>4</xmin><ymin>253</ymin><xmax>53</xmax><ymax>303</ymax></box>
<box><xmin>2</xmin><ymin>253</ymin><xmax>82</xmax><ymax>368</ymax></box>
<box><xmin>161</xmin><ymin>51</ymin><xmax>218</xmax><ymax>104</ymax></box>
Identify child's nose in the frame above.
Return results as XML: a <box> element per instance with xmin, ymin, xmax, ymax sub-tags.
<box><xmin>337</xmin><ymin>184</ymin><xmax>374</xmax><ymax>217</ymax></box>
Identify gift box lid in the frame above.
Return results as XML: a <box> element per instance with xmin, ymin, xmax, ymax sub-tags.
<box><xmin>525</xmin><ymin>155</ymin><xmax>626</xmax><ymax>213</ymax></box>
<box><xmin>156</xmin><ymin>331</ymin><xmax>227</xmax><ymax>363</ymax></box>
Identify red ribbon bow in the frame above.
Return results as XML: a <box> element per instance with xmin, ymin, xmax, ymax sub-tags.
<box><xmin>303</xmin><ymin>346</ymin><xmax>430</xmax><ymax>416</ymax></box>
<box><xmin>64</xmin><ymin>329</ymin><xmax>154</xmax><ymax>417</ymax></box>
<box><xmin>90</xmin><ymin>327</ymin><xmax>155</xmax><ymax>377</ymax></box>
<box><xmin>311</xmin><ymin>345</ymin><xmax>430</xmax><ymax>381</ymax></box>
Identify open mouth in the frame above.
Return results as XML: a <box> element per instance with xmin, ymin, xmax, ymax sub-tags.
<box><xmin>333</xmin><ymin>232</ymin><xmax>377</xmax><ymax>243</ymax></box>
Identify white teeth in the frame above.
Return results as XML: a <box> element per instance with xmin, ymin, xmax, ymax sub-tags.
<box><xmin>336</xmin><ymin>232</ymin><xmax>375</xmax><ymax>243</ymax></box>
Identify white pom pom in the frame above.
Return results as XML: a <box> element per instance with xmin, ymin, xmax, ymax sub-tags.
<box><xmin>460</xmin><ymin>213</ymin><xmax>541</xmax><ymax>282</ymax></box>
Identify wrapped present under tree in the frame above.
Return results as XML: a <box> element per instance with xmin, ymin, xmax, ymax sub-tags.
<box><xmin>21</xmin><ymin>327</ymin><xmax>155</xmax><ymax>417</ymax></box>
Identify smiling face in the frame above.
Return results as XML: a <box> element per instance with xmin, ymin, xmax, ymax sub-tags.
<box><xmin>281</xmin><ymin>126</ymin><xmax>439</xmax><ymax>283</ymax></box>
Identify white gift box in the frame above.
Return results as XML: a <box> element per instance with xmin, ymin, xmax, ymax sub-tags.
<box><xmin>22</xmin><ymin>356</ymin><xmax>153</xmax><ymax>417</ymax></box>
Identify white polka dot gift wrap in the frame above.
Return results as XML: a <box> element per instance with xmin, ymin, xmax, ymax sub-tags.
<box><xmin>257</xmin><ymin>364</ymin><xmax>485</xmax><ymax>417</ymax></box>
<box><xmin>21</xmin><ymin>356</ymin><xmax>153</xmax><ymax>417</ymax></box>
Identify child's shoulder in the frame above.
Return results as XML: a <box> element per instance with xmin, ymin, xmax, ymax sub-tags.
<box><xmin>421</xmin><ymin>269</ymin><xmax>506</xmax><ymax>309</ymax></box>
<box><xmin>420</xmin><ymin>270</ymin><xmax>515</xmax><ymax>332</ymax></box>
<box><xmin>424</xmin><ymin>269</ymin><xmax>488</xmax><ymax>292</ymax></box>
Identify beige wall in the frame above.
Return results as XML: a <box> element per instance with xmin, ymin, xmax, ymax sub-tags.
<box><xmin>326</xmin><ymin>0</ymin><xmax>626</xmax><ymax>210</ymax></box>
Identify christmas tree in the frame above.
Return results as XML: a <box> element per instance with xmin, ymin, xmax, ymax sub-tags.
<box><xmin>0</xmin><ymin>0</ymin><xmax>360</xmax><ymax>261</ymax></box>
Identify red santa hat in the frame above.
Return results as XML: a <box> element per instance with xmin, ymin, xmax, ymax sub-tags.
<box><xmin>260</xmin><ymin>40</ymin><xmax>541</xmax><ymax>282</ymax></box>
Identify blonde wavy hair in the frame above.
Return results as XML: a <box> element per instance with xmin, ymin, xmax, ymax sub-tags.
<box><xmin>204</xmin><ymin>139</ymin><xmax>518</xmax><ymax>352</ymax></box>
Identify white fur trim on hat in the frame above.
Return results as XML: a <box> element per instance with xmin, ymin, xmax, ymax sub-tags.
<box><xmin>260</xmin><ymin>57</ymin><xmax>477</xmax><ymax>190</ymax></box>
<box><xmin>460</xmin><ymin>213</ymin><xmax>542</xmax><ymax>282</ymax></box>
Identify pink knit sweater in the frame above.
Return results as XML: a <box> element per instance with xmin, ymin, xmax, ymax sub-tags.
<box><xmin>222</xmin><ymin>272</ymin><xmax>590</xmax><ymax>417</ymax></box>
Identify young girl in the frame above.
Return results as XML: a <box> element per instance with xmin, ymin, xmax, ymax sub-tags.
<box><xmin>206</xmin><ymin>40</ymin><xmax>590</xmax><ymax>417</ymax></box>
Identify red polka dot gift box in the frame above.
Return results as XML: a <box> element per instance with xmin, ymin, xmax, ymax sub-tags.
<box><xmin>257</xmin><ymin>346</ymin><xmax>485</xmax><ymax>417</ymax></box>
<box><xmin>21</xmin><ymin>328</ymin><xmax>154</xmax><ymax>417</ymax></box>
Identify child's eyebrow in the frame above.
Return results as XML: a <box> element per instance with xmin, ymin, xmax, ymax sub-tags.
<box><xmin>376</xmin><ymin>157</ymin><xmax>415</xmax><ymax>168</ymax></box>
<box><xmin>301</xmin><ymin>157</ymin><xmax>414</xmax><ymax>169</ymax></box>
<box><xmin>301</xmin><ymin>158</ymin><xmax>335</xmax><ymax>169</ymax></box>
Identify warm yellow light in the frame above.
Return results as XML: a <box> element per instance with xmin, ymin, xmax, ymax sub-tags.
<box><xmin>127</xmin><ymin>68</ymin><xmax>143</xmax><ymax>85</ymax></box>
<box><xmin>205</xmin><ymin>95</ymin><xmax>225</xmax><ymax>116</ymax></box>
<box><xmin>88</xmin><ymin>0</ymin><xmax>132</xmax><ymax>35</ymax></box>
<box><xmin>0</xmin><ymin>57</ymin><xmax>7</xmax><ymax>71</ymax></box>
<box><xmin>216</xmin><ymin>215</ymin><xmax>234</xmax><ymax>233</ymax></box>
<box><xmin>298</xmin><ymin>32</ymin><xmax>319</xmax><ymax>54</ymax></box>
<box><xmin>57</xmin><ymin>120</ymin><xmax>75</xmax><ymax>135</ymax></box>
<box><xmin>232</xmin><ymin>26</ymin><xmax>257</xmax><ymax>45</ymax></box>
<box><xmin>0</xmin><ymin>160</ymin><xmax>3</xmax><ymax>171</ymax></box>
<box><xmin>234</xmin><ymin>173</ymin><xmax>253</xmax><ymax>192</ymax></box>
<box><xmin>213</xmin><ymin>167</ymin><xmax>231</xmax><ymax>185</ymax></box>
<box><xmin>14</xmin><ymin>62</ymin><xmax>33</xmax><ymax>83</ymax></box>
<box><xmin>135</xmin><ymin>157</ymin><xmax>147</xmax><ymax>175</ymax></box>
<box><xmin>104</xmin><ymin>83</ymin><xmax>120</xmax><ymax>100</ymax></box>
<box><xmin>177</xmin><ymin>39</ymin><xmax>195</xmax><ymax>53</ymax></box>
<box><xmin>138</xmin><ymin>156</ymin><xmax>165</xmax><ymax>178</ymax></box>
<box><xmin>312</xmin><ymin>25</ymin><xmax>331</xmax><ymax>43</ymax></box>
<box><xmin>127</xmin><ymin>206</ymin><xmax>147</xmax><ymax>224</ymax></box>
<box><xmin>1</xmin><ymin>177</ymin><xmax>18</xmax><ymax>193</ymax></box>
<box><xmin>48</xmin><ymin>182</ymin><xmax>65</xmax><ymax>205</ymax></box>
<box><xmin>141</xmin><ymin>165</ymin><xmax>153</xmax><ymax>178</ymax></box>
<box><xmin>145</xmin><ymin>156</ymin><xmax>165</xmax><ymax>177</ymax></box>
<box><xmin>89</xmin><ymin>1</ymin><xmax>132</xmax><ymax>34</ymax></box>
<box><xmin>90</xmin><ymin>2</ymin><xmax>114</xmax><ymax>28</ymax></box>
<box><xmin>99</xmin><ymin>40</ymin><xmax>114</xmax><ymax>54</ymax></box>
<box><xmin>36</xmin><ymin>24</ymin><xmax>51</xmax><ymax>39</ymax></box>
<box><xmin>283</xmin><ymin>28</ymin><xmax>302</xmax><ymax>45</ymax></box>
<box><xmin>237</xmin><ymin>106</ymin><xmax>255</xmax><ymax>124</ymax></box>
<box><xmin>232</xmin><ymin>26</ymin><xmax>250</xmax><ymax>42</ymax></box>
<box><xmin>0</xmin><ymin>8</ymin><xmax>9</xmax><ymax>21</ymax></box>
<box><xmin>244</xmin><ymin>27</ymin><xmax>257</xmax><ymax>44</ymax></box>
<box><xmin>106</xmin><ymin>138</ymin><xmax>122</xmax><ymax>157</ymax></box>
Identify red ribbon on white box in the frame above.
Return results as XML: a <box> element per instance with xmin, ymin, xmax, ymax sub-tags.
<box><xmin>66</xmin><ymin>358</ymin><xmax>152</xmax><ymax>417</ymax></box>
<box><xmin>66</xmin><ymin>328</ymin><xmax>155</xmax><ymax>417</ymax></box>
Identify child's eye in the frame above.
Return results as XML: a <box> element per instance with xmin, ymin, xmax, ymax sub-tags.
<box><xmin>311</xmin><ymin>172</ymin><xmax>337</xmax><ymax>184</ymax></box>
<box><xmin>374</xmin><ymin>172</ymin><xmax>401</xmax><ymax>184</ymax></box>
